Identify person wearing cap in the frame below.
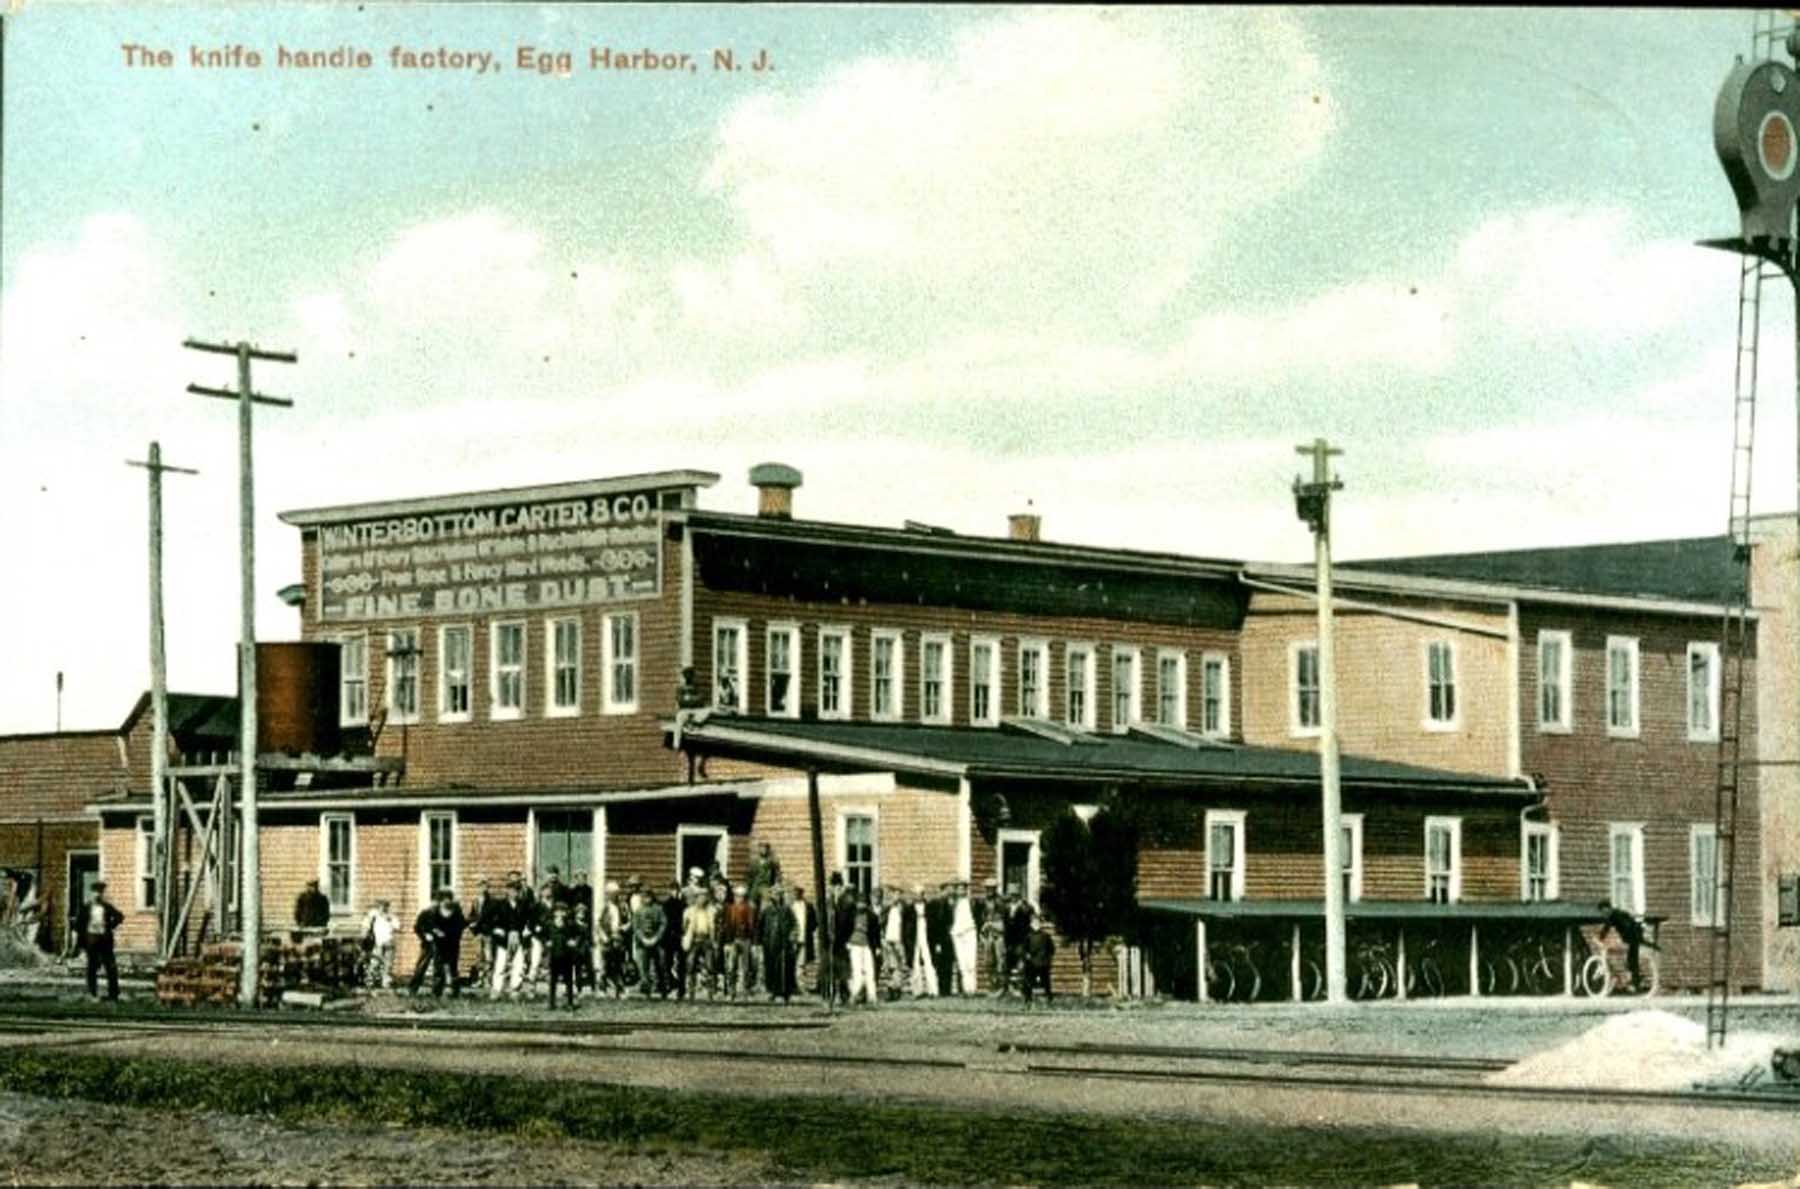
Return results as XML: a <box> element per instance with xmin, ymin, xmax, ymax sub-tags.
<box><xmin>979</xmin><ymin>880</ymin><xmax>1007</xmax><ymax>996</ymax></box>
<box><xmin>880</xmin><ymin>885</ymin><xmax>910</xmax><ymax>1001</ymax></box>
<box><xmin>489</xmin><ymin>877</ymin><xmax>530</xmax><ymax>999</ymax></box>
<box><xmin>293</xmin><ymin>879</ymin><xmax>331</xmax><ymax>932</ymax></box>
<box><xmin>75</xmin><ymin>880</ymin><xmax>125</xmax><ymax>1001</ymax></box>
<box><xmin>845</xmin><ymin>889</ymin><xmax>880</xmax><ymax>1007</ymax></box>
<box><xmin>1003</xmin><ymin>888</ymin><xmax>1037</xmax><ymax>995</ymax></box>
<box><xmin>789</xmin><ymin>884</ymin><xmax>817</xmax><ymax>997</ymax></box>
<box><xmin>630</xmin><ymin>882</ymin><xmax>667</xmax><ymax>997</ymax></box>
<box><xmin>827</xmin><ymin>871</ymin><xmax>854</xmax><ymax>1005</ymax></box>
<box><xmin>361</xmin><ymin>898</ymin><xmax>400</xmax><ymax>991</ymax></box>
<box><xmin>681</xmin><ymin>884</ymin><xmax>720</xmax><ymax>999</ymax></box>
<box><xmin>719</xmin><ymin>881</ymin><xmax>758</xmax><ymax>999</ymax></box>
<box><xmin>746</xmin><ymin>841</ymin><xmax>780</xmax><ymax>906</ymax></box>
<box><xmin>570</xmin><ymin>870</ymin><xmax>594</xmax><ymax>915</ymax></box>
<box><xmin>661</xmin><ymin>879</ymin><xmax>688</xmax><ymax>999</ymax></box>
<box><xmin>544</xmin><ymin>900</ymin><xmax>581</xmax><ymax>1011</ymax></box>
<box><xmin>950</xmin><ymin>879</ymin><xmax>979</xmax><ymax>996</ymax></box>
<box><xmin>467</xmin><ymin>877</ymin><xmax>499</xmax><ymax>987</ymax></box>
<box><xmin>907</xmin><ymin>884</ymin><xmax>938</xmax><ymax>998</ymax></box>
<box><xmin>409</xmin><ymin>889</ymin><xmax>467</xmax><ymax>998</ymax></box>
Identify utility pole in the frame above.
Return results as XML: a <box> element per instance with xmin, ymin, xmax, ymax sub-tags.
<box><xmin>185</xmin><ymin>337</ymin><xmax>296</xmax><ymax>1008</ymax></box>
<box><xmin>1294</xmin><ymin>439</ymin><xmax>1346</xmax><ymax>1004</ymax></box>
<box><xmin>126</xmin><ymin>442</ymin><xmax>198</xmax><ymax>956</ymax></box>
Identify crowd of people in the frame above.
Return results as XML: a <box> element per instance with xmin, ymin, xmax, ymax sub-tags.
<box><xmin>321</xmin><ymin>841</ymin><xmax>1060</xmax><ymax>1010</ymax></box>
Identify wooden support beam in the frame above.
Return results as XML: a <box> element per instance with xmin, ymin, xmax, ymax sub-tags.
<box><xmin>1196</xmin><ymin>918</ymin><xmax>1209</xmax><ymax>1004</ymax></box>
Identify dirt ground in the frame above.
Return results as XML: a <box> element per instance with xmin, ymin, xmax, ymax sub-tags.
<box><xmin>0</xmin><ymin>1091</ymin><xmax>784</xmax><ymax>1187</ymax></box>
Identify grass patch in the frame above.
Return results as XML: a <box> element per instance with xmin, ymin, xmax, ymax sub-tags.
<box><xmin>0</xmin><ymin>1048</ymin><xmax>1784</xmax><ymax>1186</ymax></box>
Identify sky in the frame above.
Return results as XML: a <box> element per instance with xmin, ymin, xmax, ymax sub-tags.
<box><xmin>0</xmin><ymin>4</ymin><xmax>1782</xmax><ymax>733</ymax></box>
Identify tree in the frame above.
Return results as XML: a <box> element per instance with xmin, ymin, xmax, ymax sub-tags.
<box><xmin>1039</xmin><ymin>806</ymin><xmax>1140</xmax><ymax>998</ymax></box>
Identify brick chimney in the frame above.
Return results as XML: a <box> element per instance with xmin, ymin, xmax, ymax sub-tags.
<box><xmin>1008</xmin><ymin>507</ymin><xmax>1041</xmax><ymax>542</ymax></box>
<box><xmin>749</xmin><ymin>462</ymin><xmax>803</xmax><ymax>520</ymax></box>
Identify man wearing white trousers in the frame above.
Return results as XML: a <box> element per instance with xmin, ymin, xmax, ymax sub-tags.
<box><xmin>908</xmin><ymin>884</ymin><xmax>938</xmax><ymax>997</ymax></box>
<box><xmin>845</xmin><ymin>891</ymin><xmax>879</xmax><ymax>1006</ymax></box>
<box><xmin>950</xmin><ymin>879</ymin><xmax>979</xmax><ymax>995</ymax></box>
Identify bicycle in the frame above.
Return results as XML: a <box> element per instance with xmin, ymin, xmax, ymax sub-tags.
<box><xmin>1401</xmin><ymin>934</ymin><xmax>1447</xmax><ymax>998</ymax></box>
<box><xmin>1349</xmin><ymin>939</ymin><xmax>1395</xmax><ymax>1000</ymax></box>
<box><xmin>1576</xmin><ymin>942</ymin><xmax>1661</xmax><ymax>997</ymax></box>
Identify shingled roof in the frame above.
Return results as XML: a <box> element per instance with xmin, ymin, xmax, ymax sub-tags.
<box><xmin>1345</xmin><ymin>536</ymin><xmax>1745</xmax><ymax>605</ymax></box>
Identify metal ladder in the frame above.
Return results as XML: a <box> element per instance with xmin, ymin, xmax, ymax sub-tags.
<box><xmin>1708</xmin><ymin>8</ymin><xmax>1798</xmax><ymax>1051</ymax></box>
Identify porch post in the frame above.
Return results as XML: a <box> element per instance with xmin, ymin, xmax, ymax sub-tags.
<box><xmin>1196</xmin><ymin>918</ymin><xmax>1209</xmax><ymax>1004</ymax></box>
<box><xmin>1396</xmin><ymin>926</ymin><xmax>1408</xmax><ymax>1001</ymax></box>
<box><xmin>1563</xmin><ymin>926</ymin><xmax>1574</xmax><ymax>996</ymax></box>
<box><xmin>1469</xmin><ymin>924</ymin><xmax>1481</xmax><ymax>999</ymax></box>
<box><xmin>1291</xmin><ymin>921</ymin><xmax>1302</xmax><ymax>1003</ymax></box>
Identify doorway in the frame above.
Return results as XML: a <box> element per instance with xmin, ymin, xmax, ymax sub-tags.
<box><xmin>676</xmin><ymin>825</ymin><xmax>727</xmax><ymax>883</ymax></box>
<box><xmin>66</xmin><ymin>851</ymin><xmax>99</xmax><ymax>951</ymax></box>
<box><xmin>533</xmin><ymin>811</ymin><xmax>593</xmax><ymax>888</ymax></box>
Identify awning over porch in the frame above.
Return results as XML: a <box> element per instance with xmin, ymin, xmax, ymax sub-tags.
<box><xmin>1140</xmin><ymin>898</ymin><xmax>1601</xmax><ymax>924</ymax></box>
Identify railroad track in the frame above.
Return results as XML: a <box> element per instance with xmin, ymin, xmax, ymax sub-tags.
<box><xmin>2</xmin><ymin>1006</ymin><xmax>1794</xmax><ymax>1112</ymax></box>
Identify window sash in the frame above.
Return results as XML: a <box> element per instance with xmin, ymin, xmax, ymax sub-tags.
<box><xmin>873</xmin><ymin>635</ymin><xmax>898</xmax><ymax>718</ymax></box>
<box><xmin>972</xmin><ymin>641</ymin><xmax>996</xmax><ymax>724</ymax></box>
<box><xmin>136</xmin><ymin>817</ymin><xmax>157</xmax><ymax>909</ymax></box>
<box><xmin>1067</xmin><ymin>649</ymin><xmax>1091</xmax><ymax>728</ymax></box>
<box><xmin>1019</xmin><ymin>646</ymin><xmax>1044</xmax><ymax>718</ymax></box>
<box><xmin>767</xmin><ymin>628</ymin><xmax>794</xmax><ymax>716</ymax></box>
<box><xmin>553</xmin><ymin>619</ymin><xmax>581</xmax><ymax>710</ymax></box>
<box><xmin>1157</xmin><ymin>655</ymin><xmax>1181</xmax><ymax>726</ymax></box>
<box><xmin>1202</xmin><ymin>656</ymin><xmax>1226</xmax><ymax>736</ymax></box>
<box><xmin>608</xmin><ymin>614</ymin><xmax>638</xmax><ymax>710</ymax></box>
<box><xmin>324</xmin><ymin>815</ymin><xmax>353</xmax><ymax>909</ymax></box>
<box><xmin>340</xmin><ymin>636</ymin><xmax>368</xmax><ymax>724</ymax></box>
<box><xmin>1206</xmin><ymin>819</ymin><xmax>1240</xmax><ymax>902</ymax></box>
<box><xmin>494</xmin><ymin>623</ymin><xmax>525</xmax><ymax>713</ymax></box>
<box><xmin>821</xmin><ymin>633</ymin><xmax>846</xmax><ymax>717</ymax></box>
<box><xmin>1606</xmin><ymin>640</ymin><xmax>1637</xmax><ymax>732</ymax></box>
<box><xmin>441</xmin><ymin>626</ymin><xmax>471</xmax><ymax>717</ymax></box>
<box><xmin>1112</xmin><ymin>650</ymin><xmax>1138</xmax><ymax>729</ymax></box>
<box><xmin>921</xmin><ymin>639</ymin><xmax>945</xmax><ymax>721</ymax></box>
<box><xmin>1692</xmin><ymin>827</ymin><xmax>1720</xmax><ymax>926</ymax></box>
<box><xmin>713</xmin><ymin>623</ymin><xmax>742</xmax><ymax>711</ymax></box>
<box><xmin>1609</xmin><ymin>827</ymin><xmax>1642</xmax><ymax>911</ymax></box>
<box><xmin>389</xmin><ymin>629</ymin><xmax>420</xmax><ymax>719</ymax></box>
<box><xmin>1295</xmin><ymin>645</ymin><xmax>1321</xmax><ymax>730</ymax></box>
<box><xmin>426</xmin><ymin>814</ymin><xmax>455</xmax><ymax>897</ymax></box>
<box><xmin>1538</xmin><ymin>633</ymin><xmax>1568</xmax><ymax>728</ymax></box>
<box><xmin>1428</xmin><ymin>642</ymin><xmax>1456</xmax><ymax>723</ymax></box>
<box><xmin>844</xmin><ymin>815</ymin><xmax>876</xmax><ymax>897</ymax></box>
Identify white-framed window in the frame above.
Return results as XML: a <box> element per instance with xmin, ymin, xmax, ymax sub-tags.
<box><xmin>491</xmin><ymin>620</ymin><xmax>525</xmax><ymax>720</ymax></box>
<box><xmin>1201</xmin><ymin>652</ymin><xmax>1230</xmax><ymax>738</ymax></box>
<box><xmin>1291</xmin><ymin>640</ymin><xmax>1321</xmax><ymax>736</ymax></box>
<box><xmin>712</xmin><ymin>618</ymin><xmax>746</xmax><ymax>712</ymax></box>
<box><xmin>920</xmin><ymin>633</ymin><xmax>952</xmax><ymax>724</ymax></box>
<box><xmin>603</xmin><ymin>612</ymin><xmax>639</xmax><ymax>715</ymax></box>
<box><xmin>1018</xmin><ymin>639</ymin><xmax>1048</xmax><ymax>718</ymax></box>
<box><xmin>438</xmin><ymin>624</ymin><xmax>472</xmax><ymax>722</ymax></box>
<box><xmin>1205</xmin><ymin>810</ymin><xmax>1246</xmax><ymax>902</ymax></box>
<box><xmin>1690</xmin><ymin>823</ymin><xmax>1722</xmax><ymax>927</ymax></box>
<box><xmin>386</xmin><ymin>627</ymin><xmax>421</xmax><ymax>724</ymax></box>
<box><xmin>872</xmin><ymin>630</ymin><xmax>904</xmax><ymax>721</ymax></box>
<box><xmin>1688</xmin><ymin>642</ymin><xmax>1721</xmax><ymax>742</ymax></box>
<box><xmin>134</xmin><ymin>816</ymin><xmax>156</xmax><ymax>911</ymax></box>
<box><xmin>1424</xmin><ymin>639</ymin><xmax>1458</xmax><ymax>729</ymax></box>
<box><xmin>1522</xmin><ymin>820</ymin><xmax>1559</xmax><ymax>903</ymax></box>
<box><xmin>819</xmin><ymin>627</ymin><xmax>851</xmax><ymax>720</ymax></box>
<box><xmin>1066</xmin><ymin>644</ymin><xmax>1096</xmax><ymax>730</ymax></box>
<box><xmin>321</xmin><ymin>812</ymin><xmax>355</xmax><ymax>913</ymax></box>
<box><xmin>1111</xmin><ymin>646</ymin><xmax>1141</xmax><ymax>733</ymax></box>
<box><xmin>1425</xmin><ymin>816</ymin><xmax>1462</xmax><ymax>904</ymax></box>
<box><xmin>1156</xmin><ymin>650</ymin><xmax>1187</xmax><ymax>729</ymax></box>
<box><xmin>1537</xmin><ymin>629</ymin><xmax>1572</xmax><ymax>733</ymax></box>
<box><xmin>970</xmin><ymin>636</ymin><xmax>999</xmax><ymax>727</ymax></box>
<box><xmin>1608</xmin><ymin>822</ymin><xmax>1645</xmax><ymax>915</ymax></box>
<box><xmin>1340</xmin><ymin>812</ymin><xmax>1364</xmax><ymax>904</ymax></box>
<box><xmin>338</xmin><ymin>633</ymin><xmax>369</xmax><ymax>727</ymax></box>
<box><xmin>765</xmin><ymin>623</ymin><xmax>798</xmax><ymax>719</ymax></box>
<box><xmin>547</xmin><ymin>616</ymin><xmax>582</xmax><ymax>716</ymax></box>
<box><xmin>1605</xmin><ymin>636</ymin><xmax>1639</xmax><ymax>738</ymax></box>
<box><xmin>997</xmin><ymin>827</ymin><xmax>1042</xmax><ymax>907</ymax></box>
<box><xmin>837</xmin><ymin>809</ymin><xmax>878</xmax><ymax>898</ymax></box>
<box><xmin>420</xmin><ymin>810</ymin><xmax>457</xmax><ymax>903</ymax></box>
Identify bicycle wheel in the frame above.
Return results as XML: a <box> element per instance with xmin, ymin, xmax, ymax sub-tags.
<box><xmin>1526</xmin><ymin>951</ymin><xmax>1557</xmax><ymax>996</ymax></box>
<box><xmin>1303</xmin><ymin>959</ymin><xmax>1324</xmax><ymax>1001</ymax></box>
<box><xmin>1238</xmin><ymin>954</ymin><xmax>1263</xmax><ymax>1003</ymax></box>
<box><xmin>1576</xmin><ymin>954</ymin><xmax>1611</xmax><ymax>997</ymax></box>
<box><xmin>1421</xmin><ymin>958</ymin><xmax>1444</xmax><ymax>998</ymax></box>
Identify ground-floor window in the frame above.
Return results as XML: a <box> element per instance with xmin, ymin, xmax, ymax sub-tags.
<box><xmin>1340</xmin><ymin>813</ymin><xmax>1363</xmax><ymax>904</ymax></box>
<box><xmin>1690</xmin><ymin>823</ymin><xmax>1721</xmax><ymax>927</ymax></box>
<box><xmin>1425</xmin><ymin>816</ymin><xmax>1461</xmax><ymax>905</ymax></box>
<box><xmin>421</xmin><ymin>811</ymin><xmax>456</xmax><ymax>901</ymax></box>
<box><xmin>839</xmin><ymin>811</ymin><xmax>877</xmax><ymax>897</ymax></box>
<box><xmin>1205</xmin><ymin>810</ymin><xmax>1246</xmax><ymax>902</ymax></box>
<box><xmin>321</xmin><ymin>813</ymin><xmax>355</xmax><ymax>912</ymax></box>
<box><xmin>134</xmin><ymin>817</ymin><xmax>156</xmax><ymax>911</ymax></box>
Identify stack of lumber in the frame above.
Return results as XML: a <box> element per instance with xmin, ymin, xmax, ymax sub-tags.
<box><xmin>156</xmin><ymin>936</ymin><xmax>361</xmax><ymax>1007</ymax></box>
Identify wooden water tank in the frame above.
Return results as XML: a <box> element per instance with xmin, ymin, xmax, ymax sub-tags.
<box><xmin>256</xmin><ymin>642</ymin><xmax>341</xmax><ymax>756</ymax></box>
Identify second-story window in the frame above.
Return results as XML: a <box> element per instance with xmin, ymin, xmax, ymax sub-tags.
<box><xmin>766</xmin><ymin>624</ymin><xmax>797</xmax><ymax>718</ymax></box>
<box><xmin>1156</xmin><ymin>650</ymin><xmax>1186</xmax><ymax>728</ymax></box>
<box><xmin>921</xmin><ymin>634</ymin><xmax>951</xmax><ymax>724</ymax></box>
<box><xmin>1426</xmin><ymin>640</ymin><xmax>1457</xmax><ymax>728</ymax></box>
<box><xmin>1201</xmin><ymin>653</ymin><xmax>1229</xmax><ymax>737</ymax></box>
<box><xmin>872</xmin><ymin>631</ymin><xmax>903</xmax><ymax>721</ymax></box>
<box><xmin>1292</xmin><ymin>642</ymin><xmax>1321</xmax><ymax>734</ymax></box>
<box><xmin>1537</xmin><ymin>629</ymin><xmax>1571</xmax><ymax>732</ymax></box>
<box><xmin>1066</xmin><ymin>645</ymin><xmax>1095</xmax><ymax>730</ymax></box>
<box><xmin>1606</xmin><ymin>636</ymin><xmax>1639</xmax><ymax>737</ymax></box>
<box><xmin>492</xmin><ymin>621</ymin><xmax>525</xmax><ymax>719</ymax></box>
<box><xmin>712</xmin><ymin>619</ymin><xmax>745</xmax><ymax>712</ymax></box>
<box><xmin>819</xmin><ymin>628</ymin><xmax>850</xmax><ymax>720</ymax></box>
<box><xmin>339</xmin><ymin>634</ymin><xmax>368</xmax><ymax>726</ymax></box>
<box><xmin>549</xmin><ymin>617</ymin><xmax>582</xmax><ymax>715</ymax></box>
<box><xmin>439</xmin><ymin>625</ymin><xmax>471</xmax><ymax>722</ymax></box>
<box><xmin>387</xmin><ymin>628</ymin><xmax>420</xmax><ymax>724</ymax></box>
<box><xmin>1688</xmin><ymin>642</ymin><xmax>1720</xmax><ymax>742</ymax></box>
<box><xmin>603</xmin><ymin>612</ymin><xmax>637</xmax><ymax>714</ymax></box>
<box><xmin>1111</xmin><ymin>646</ymin><xmax>1140</xmax><ymax>732</ymax></box>
<box><xmin>971</xmin><ymin>637</ymin><xmax>999</xmax><ymax>727</ymax></box>
<box><xmin>1018</xmin><ymin>640</ymin><xmax>1048</xmax><ymax>718</ymax></box>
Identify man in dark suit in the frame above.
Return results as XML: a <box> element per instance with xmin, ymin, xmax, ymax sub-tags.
<box><xmin>1003</xmin><ymin>890</ymin><xmax>1037</xmax><ymax>995</ymax></box>
<box><xmin>828</xmin><ymin>872</ymin><xmax>855</xmax><ymax>1004</ymax></box>
<box><xmin>74</xmin><ymin>881</ymin><xmax>125</xmax><ymax>1001</ymax></box>
<box><xmin>926</xmin><ymin>883</ymin><xmax>956</xmax><ymax>997</ymax></box>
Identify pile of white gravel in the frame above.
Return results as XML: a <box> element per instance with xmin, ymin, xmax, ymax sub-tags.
<box><xmin>1488</xmin><ymin>1010</ymin><xmax>1787</xmax><ymax>1092</ymax></box>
